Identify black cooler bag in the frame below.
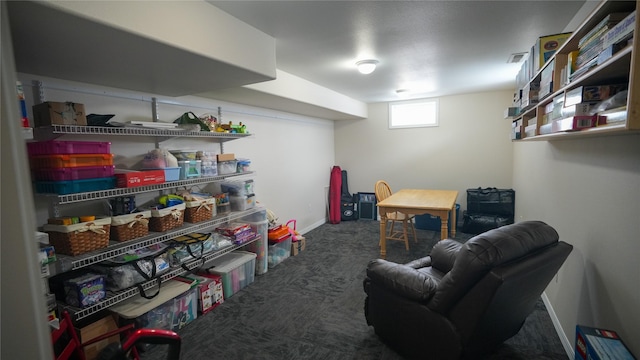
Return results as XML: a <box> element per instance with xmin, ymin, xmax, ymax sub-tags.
<box><xmin>466</xmin><ymin>187</ymin><xmax>515</xmax><ymax>217</ymax></box>
<box><xmin>462</xmin><ymin>187</ymin><xmax>515</xmax><ymax>234</ymax></box>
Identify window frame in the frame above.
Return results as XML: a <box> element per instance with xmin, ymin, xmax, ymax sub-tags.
<box><xmin>388</xmin><ymin>98</ymin><xmax>439</xmax><ymax>129</ymax></box>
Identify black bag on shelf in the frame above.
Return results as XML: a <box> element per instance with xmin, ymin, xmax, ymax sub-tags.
<box><xmin>461</xmin><ymin>211</ymin><xmax>514</xmax><ymax>235</ymax></box>
<box><xmin>466</xmin><ymin>187</ymin><xmax>515</xmax><ymax>217</ymax></box>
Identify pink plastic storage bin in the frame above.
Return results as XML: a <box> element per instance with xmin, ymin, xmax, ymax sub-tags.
<box><xmin>32</xmin><ymin>165</ymin><xmax>116</xmax><ymax>181</ymax></box>
<box><xmin>27</xmin><ymin>140</ymin><xmax>111</xmax><ymax>155</ymax></box>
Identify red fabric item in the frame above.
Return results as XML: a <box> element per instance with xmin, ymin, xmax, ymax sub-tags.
<box><xmin>329</xmin><ymin>166</ymin><xmax>342</xmax><ymax>224</ymax></box>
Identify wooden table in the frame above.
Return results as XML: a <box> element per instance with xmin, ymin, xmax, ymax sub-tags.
<box><xmin>377</xmin><ymin>189</ymin><xmax>458</xmax><ymax>259</ymax></box>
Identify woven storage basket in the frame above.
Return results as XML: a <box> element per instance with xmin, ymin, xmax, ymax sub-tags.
<box><xmin>43</xmin><ymin>218</ymin><xmax>111</xmax><ymax>256</ymax></box>
<box><xmin>184</xmin><ymin>198</ymin><xmax>215</xmax><ymax>223</ymax></box>
<box><xmin>110</xmin><ymin>211</ymin><xmax>151</xmax><ymax>242</ymax></box>
<box><xmin>149</xmin><ymin>203</ymin><xmax>185</xmax><ymax>232</ymax></box>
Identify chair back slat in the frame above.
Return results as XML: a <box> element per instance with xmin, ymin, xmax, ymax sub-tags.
<box><xmin>375</xmin><ymin>180</ymin><xmax>393</xmax><ymax>202</ymax></box>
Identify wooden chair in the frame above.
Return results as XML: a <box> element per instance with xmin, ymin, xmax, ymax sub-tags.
<box><xmin>374</xmin><ymin>180</ymin><xmax>417</xmax><ymax>250</ymax></box>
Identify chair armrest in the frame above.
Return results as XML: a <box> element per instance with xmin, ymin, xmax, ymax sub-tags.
<box><xmin>366</xmin><ymin>259</ymin><xmax>439</xmax><ymax>302</ymax></box>
<box><xmin>404</xmin><ymin>256</ymin><xmax>432</xmax><ymax>269</ymax></box>
<box><xmin>430</xmin><ymin>239</ymin><xmax>463</xmax><ymax>273</ymax></box>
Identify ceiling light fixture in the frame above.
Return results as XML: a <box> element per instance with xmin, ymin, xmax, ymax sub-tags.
<box><xmin>356</xmin><ymin>60</ymin><xmax>378</xmax><ymax>75</ymax></box>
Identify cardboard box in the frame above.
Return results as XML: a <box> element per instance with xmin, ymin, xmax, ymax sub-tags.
<box><xmin>575</xmin><ymin>325</ymin><xmax>636</xmax><ymax>360</ymax></box>
<box><xmin>32</xmin><ymin>101</ymin><xmax>87</xmax><ymax>127</ymax></box>
<box><xmin>552</xmin><ymin>115</ymin><xmax>599</xmax><ymax>132</ymax></box>
<box><xmin>533</xmin><ymin>32</ymin><xmax>571</xmax><ymax>73</ymax></box>
<box><xmin>564</xmin><ymin>85</ymin><xmax>625</xmax><ymax>108</ymax></box>
<box><xmin>524</xmin><ymin>124</ymin><xmax>537</xmax><ymax>137</ymax></box>
<box><xmin>521</xmin><ymin>82</ymin><xmax>540</xmax><ymax>109</ymax></box>
<box><xmin>115</xmin><ymin>169</ymin><xmax>165</xmax><ymax>188</ymax></box>
<box><xmin>217</xmin><ymin>153</ymin><xmax>235</xmax><ymax>162</ymax></box>
<box><xmin>561</xmin><ymin>103</ymin><xmax>592</xmax><ymax>118</ymax></box>
<box><xmin>78</xmin><ymin>314</ymin><xmax>120</xmax><ymax>360</ymax></box>
<box><xmin>188</xmin><ymin>274</ymin><xmax>224</xmax><ymax>314</ymax></box>
<box><xmin>291</xmin><ymin>236</ymin><xmax>306</xmax><ymax>256</ymax></box>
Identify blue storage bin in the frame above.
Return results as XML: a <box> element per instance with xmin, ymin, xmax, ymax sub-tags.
<box><xmin>415</xmin><ymin>203</ymin><xmax>460</xmax><ymax>231</ymax></box>
<box><xmin>34</xmin><ymin>177</ymin><xmax>116</xmax><ymax>194</ymax></box>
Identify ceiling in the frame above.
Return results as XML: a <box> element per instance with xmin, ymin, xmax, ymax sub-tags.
<box><xmin>208</xmin><ymin>0</ymin><xmax>587</xmax><ymax>103</ymax></box>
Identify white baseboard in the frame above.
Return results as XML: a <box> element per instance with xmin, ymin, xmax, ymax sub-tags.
<box><xmin>541</xmin><ymin>292</ymin><xmax>574</xmax><ymax>359</ymax></box>
<box><xmin>298</xmin><ymin>218</ymin><xmax>327</xmax><ymax>236</ymax></box>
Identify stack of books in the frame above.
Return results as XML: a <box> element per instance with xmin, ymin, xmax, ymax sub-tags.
<box><xmin>570</xmin><ymin>12</ymin><xmax>630</xmax><ymax>81</ymax></box>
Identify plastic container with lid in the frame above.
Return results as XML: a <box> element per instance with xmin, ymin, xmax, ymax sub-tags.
<box><xmin>206</xmin><ymin>251</ymin><xmax>256</xmax><ymax>298</ymax></box>
<box><xmin>230</xmin><ymin>194</ymin><xmax>256</xmax><ymax>211</ymax></box>
<box><xmin>178</xmin><ymin>160</ymin><xmax>202</xmax><ymax>179</ymax></box>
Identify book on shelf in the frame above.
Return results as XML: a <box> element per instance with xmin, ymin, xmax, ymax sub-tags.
<box><xmin>575</xmin><ymin>12</ymin><xmax>632</xmax><ymax>68</ymax></box>
<box><xmin>578</xmin><ymin>12</ymin><xmax>631</xmax><ymax>48</ymax></box>
<box><xmin>602</xmin><ymin>10</ymin><xmax>636</xmax><ymax>49</ymax></box>
<box><xmin>576</xmin><ymin>40</ymin><xmax>605</xmax><ymax>68</ymax></box>
<box><xmin>570</xmin><ymin>56</ymin><xmax>599</xmax><ymax>80</ymax></box>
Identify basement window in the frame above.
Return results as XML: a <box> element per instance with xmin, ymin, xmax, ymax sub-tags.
<box><xmin>388</xmin><ymin>98</ymin><xmax>439</xmax><ymax>129</ymax></box>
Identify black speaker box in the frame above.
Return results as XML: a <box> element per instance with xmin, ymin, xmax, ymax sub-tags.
<box><xmin>357</xmin><ymin>192</ymin><xmax>377</xmax><ymax>220</ymax></box>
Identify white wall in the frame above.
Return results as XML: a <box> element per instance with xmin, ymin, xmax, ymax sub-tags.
<box><xmin>20</xmin><ymin>74</ymin><xmax>335</xmax><ymax>235</ymax></box>
<box><xmin>513</xmin><ymin>135</ymin><xmax>640</xmax><ymax>355</ymax></box>
<box><xmin>335</xmin><ymin>90</ymin><xmax>515</xmax><ymax>219</ymax></box>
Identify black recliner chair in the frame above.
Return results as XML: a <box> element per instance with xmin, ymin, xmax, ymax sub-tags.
<box><xmin>363</xmin><ymin>221</ymin><xmax>572</xmax><ymax>359</ymax></box>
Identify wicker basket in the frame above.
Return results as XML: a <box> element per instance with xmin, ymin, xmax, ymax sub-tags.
<box><xmin>110</xmin><ymin>211</ymin><xmax>151</xmax><ymax>242</ymax></box>
<box><xmin>149</xmin><ymin>203</ymin><xmax>185</xmax><ymax>232</ymax></box>
<box><xmin>43</xmin><ymin>218</ymin><xmax>111</xmax><ymax>256</ymax></box>
<box><xmin>184</xmin><ymin>198</ymin><xmax>215</xmax><ymax>223</ymax></box>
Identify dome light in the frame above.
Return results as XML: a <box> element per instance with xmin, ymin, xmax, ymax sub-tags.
<box><xmin>356</xmin><ymin>60</ymin><xmax>378</xmax><ymax>75</ymax></box>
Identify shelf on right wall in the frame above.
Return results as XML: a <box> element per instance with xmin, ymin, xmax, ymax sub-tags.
<box><xmin>510</xmin><ymin>0</ymin><xmax>639</xmax><ymax>141</ymax></box>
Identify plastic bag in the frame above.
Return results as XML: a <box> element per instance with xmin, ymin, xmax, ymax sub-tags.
<box><xmin>173</xmin><ymin>112</ymin><xmax>211</xmax><ymax>132</ymax></box>
<box><xmin>142</xmin><ymin>148</ymin><xmax>178</xmax><ymax>168</ymax></box>
<box><xmin>591</xmin><ymin>90</ymin><xmax>628</xmax><ymax>114</ymax></box>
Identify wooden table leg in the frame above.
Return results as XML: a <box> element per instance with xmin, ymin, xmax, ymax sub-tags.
<box><xmin>450</xmin><ymin>204</ymin><xmax>457</xmax><ymax>238</ymax></box>
<box><xmin>379</xmin><ymin>212</ymin><xmax>387</xmax><ymax>259</ymax></box>
<box><xmin>439</xmin><ymin>210</ymin><xmax>448</xmax><ymax>240</ymax></box>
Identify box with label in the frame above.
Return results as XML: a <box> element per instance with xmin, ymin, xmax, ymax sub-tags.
<box><xmin>561</xmin><ymin>103</ymin><xmax>592</xmax><ymax>118</ymax></box>
<box><xmin>216</xmin><ymin>153</ymin><xmax>235</xmax><ymax>162</ymax></box>
<box><xmin>115</xmin><ymin>169</ymin><xmax>165</xmax><ymax>188</ymax></box>
<box><xmin>552</xmin><ymin>115</ymin><xmax>599</xmax><ymax>132</ymax></box>
<box><xmin>533</xmin><ymin>32</ymin><xmax>571</xmax><ymax>73</ymax></box>
<box><xmin>188</xmin><ymin>274</ymin><xmax>224</xmax><ymax>314</ymax></box>
<box><xmin>63</xmin><ymin>273</ymin><xmax>106</xmax><ymax>308</ymax></box>
<box><xmin>521</xmin><ymin>82</ymin><xmax>540</xmax><ymax>109</ymax></box>
<box><xmin>575</xmin><ymin>325</ymin><xmax>636</xmax><ymax>360</ymax></box>
<box><xmin>33</xmin><ymin>101</ymin><xmax>87</xmax><ymax>127</ymax></box>
<box><xmin>564</xmin><ymin>85</ymin><xmax>626</xmax><ymax>107</ymax></box>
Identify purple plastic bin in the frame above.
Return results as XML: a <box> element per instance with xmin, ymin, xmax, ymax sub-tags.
<box><xmin>32</xmin><ymin>165</ymin><xmax>116</xmax><ymax>181</ymax></box>
<box><xmin>27</xmin><ymin>140</ymin><xmax>111</xmax><ymax>156</ymax></box>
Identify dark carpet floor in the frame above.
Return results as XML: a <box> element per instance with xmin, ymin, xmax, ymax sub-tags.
<box><xmin>141</xmin><ymin>221</ymin><xmax>568</xmax><ymax>360</ymax></box>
